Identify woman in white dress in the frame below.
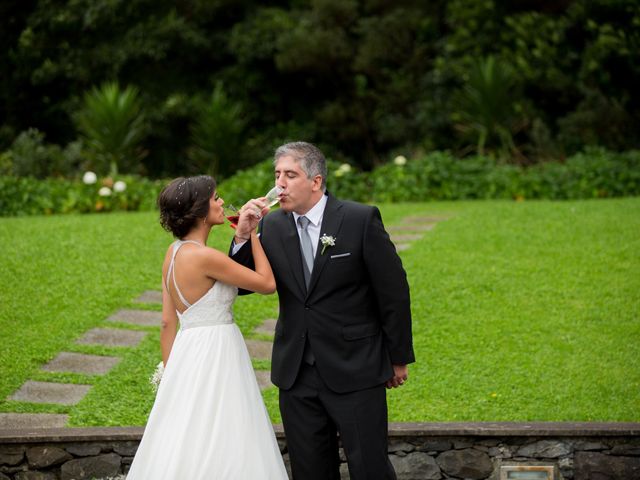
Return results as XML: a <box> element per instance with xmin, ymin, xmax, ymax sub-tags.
<box><xmin>127</xmin><ymin>175</ymin><xmax>288</xmax><ymax>479</ymax></box>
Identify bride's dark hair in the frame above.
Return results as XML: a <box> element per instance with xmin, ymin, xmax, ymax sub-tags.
<box><xmin>158</xmin><ymin>175</ymin><xmax>216</xmax><ymax>238</ymax></box>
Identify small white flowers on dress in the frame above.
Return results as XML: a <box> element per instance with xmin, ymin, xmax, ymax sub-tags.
<box><xmin>320</xmin><ymin>234</ymin><xmax>336</xmax><ymax>255</ymax></box>
<box><xmin>393</xmin><ymin>155</ymin><xmax>407</xmax><ymax>166</ymax></box>
<box><xmin>113</xmin><ymin>180</ymin><xmax>127</xmax><ymax>192</ymax></box>
<box><xmin>150</xmin><ymin>361</ymin><xmax>164</xmax><ymax>392</ymax></box>
<box><xmin>83</xmin><ymin>171</ymin><xmax>97</xmax><ymax>184</ymax></box>
<box><xmin>98</xmin><ymin>186</ymin><xmax>112</xmax><ymax>196</ymax></box>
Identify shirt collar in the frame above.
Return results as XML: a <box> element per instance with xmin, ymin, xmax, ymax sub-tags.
<box><xmin>293</xmin><ymin>193</ymin><xmax>327</xmax><ymax>227</ymax></box>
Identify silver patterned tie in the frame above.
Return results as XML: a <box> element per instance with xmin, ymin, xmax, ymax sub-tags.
<box><xmin>297</xmin><ymin>216</ymin><xmax>314</xmax><ymax>287</ymax></box>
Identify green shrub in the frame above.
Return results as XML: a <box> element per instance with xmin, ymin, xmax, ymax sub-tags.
<box><xmin>0</xmin><ymin>175</ymin><xmax>164</xmax><ymax>216</ymax></box>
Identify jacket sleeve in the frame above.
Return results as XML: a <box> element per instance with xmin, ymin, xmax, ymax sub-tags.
<box><xmin>228</xmin><ymin>238</ymin><xmax>255</xmax><ymax>297</ymax></box>
<box><xmin>362</xmin><ymin>206</ymin><xmax>415</xmax><ymax>365</ymax></box>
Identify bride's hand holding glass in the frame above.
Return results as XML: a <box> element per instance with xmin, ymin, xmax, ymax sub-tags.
<box><xmin>226</xmin><ymin>186</ymin><xmax>282</xmax><ymax>230</ymax></box>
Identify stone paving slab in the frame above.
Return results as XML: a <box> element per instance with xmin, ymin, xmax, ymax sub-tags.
<box><xmin>107</xmin><ymin>309</ymin><xmax>161</xmax><ymax>327</ymax></box>
<box><xmin>395</xmin><ymin>244</ymin><xmax>411</xmax><ymax>252</ymax></box>
<box><xmin>41</xmin><ymin>352</ymin><xmax>120</xmax><ymax>376</ymax></box>
<box><xmin>390</xmin><ymin>233</ymin><xmax>423</xmax><ymax>243</ymax></box>
<box><xmin>76</xmin><ymin>328</ymin><xmax>147</xmax><ymax>347</ymax></box>
<box><xmin>254</xmin><ymin>370</ymin><xmax>274</xmax><ymax>390</ymax></box>
<box><xmin>400</xmin><ymin>215</ymin><xmax>448</xmax><ymax>224</ymax></box>
<box><xmin>254</xmin><ymin>319</ymin><xmax>277</xmax><ymax>336</ymax></box>
<box><xmin>0</xmin><ymin>413</ymin><xmax>69</xmax><ymax>429</ymax></box>
<box><xmin>245</xmin><ymin>339</ymin><xmax>273</xmax><ymax>360</ymax></box>
<box><xmin>387</xmin><ymin>224</ymin><xmax>435</xmax><ymax>232</ymax></box>
<box><xmin>9</xmin><ymin>381</ymin><xmax>91</xmax><ymax>406</ymax></box>
<box><xmin>133</xmin><ymin>290</ymin><xmax>162</xmax><ymax>304</ymax></box>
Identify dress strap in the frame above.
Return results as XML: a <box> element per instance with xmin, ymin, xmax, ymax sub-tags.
<box><xmin>166</xmin><ymin>240</ymin><xmax>202</xmax><ymax>309</ymax></box>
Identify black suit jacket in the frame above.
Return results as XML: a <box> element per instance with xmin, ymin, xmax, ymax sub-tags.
<box><xmin>233</xmin><ymin>194</ymin><xmax>415</xmax><ymax>393</ymax></box>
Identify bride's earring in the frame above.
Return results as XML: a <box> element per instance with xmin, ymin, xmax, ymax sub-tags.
<box><xmin>203</xmin><ymin>217</ymin><xmax>207</xmax><ymax>227</ymax></box>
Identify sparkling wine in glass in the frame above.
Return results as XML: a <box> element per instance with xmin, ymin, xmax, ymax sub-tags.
<box><xmin>264</xmin><ymin>186</ymin><xmax>283</xmax><ymax>208</ymax></box>
<box><xmin>224</xmin><ymin>186</ymin><xmax>283</xmax><ymax>229</ymax></box>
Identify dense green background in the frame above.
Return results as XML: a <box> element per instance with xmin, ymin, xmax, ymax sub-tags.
<box><xmin>2</xmin><ymin>0</ymin><xmax>639</xmax><ymax>177</ymax></box>
<box><xmin>1</xmin><ymin>199</ymin><xmax>638</xmax><ymax>425</ymax></box>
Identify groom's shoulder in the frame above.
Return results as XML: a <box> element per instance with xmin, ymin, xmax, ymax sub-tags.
<box><xmin>335</xmin><ymin>197</ymin><xmax>377</xmax><ymax>217</ymax></box>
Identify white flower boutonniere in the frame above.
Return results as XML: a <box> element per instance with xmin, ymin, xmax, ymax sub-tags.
<box><xmin>320</xmin><ymin>234</ymin><xmax>336</xmax><ymax>255</ymax></box>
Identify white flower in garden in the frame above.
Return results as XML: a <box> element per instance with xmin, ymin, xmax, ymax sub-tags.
<box><xmin>83</xmin><ymin>171</ymin><xmax>97</xmax><ymax>184</ymax></box>
<box><xmin>335</xmin><ymin>163</ymin><xmax>352</xmax><ymax>177</ymax></box>
<box><xmin>98</xmin><ymin>186</ymin><xmax>112</xmax><ymax>197</ymax></box>
<box><xmin>394</xmin><ymin>155</ymin><xmax>407</xmax><ymax>166</ymax></box>
<box><xmin>113</xmin><ymin>180</ymin><xmax>127</xmax><ymax>192</ymax></box>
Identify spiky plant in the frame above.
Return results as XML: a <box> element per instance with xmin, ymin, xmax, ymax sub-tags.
<box><xmin>75</xmin><ymin>82</ymin><xmax>146</xmax><ymax>175</ymax></box>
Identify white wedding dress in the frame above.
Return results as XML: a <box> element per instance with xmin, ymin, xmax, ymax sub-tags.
<box><xmin>127</xmin><ymin>240</ymin><xmax>288</xmax><ymax>479</ymax></box>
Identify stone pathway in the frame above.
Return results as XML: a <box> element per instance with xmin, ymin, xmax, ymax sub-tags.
<box><xmin>388</xmin><ymin>215</ymin><xmax>447</xmax><ymax>252</ymax></box>
<box><xmin>1</xmin><ymin>214</ymin><xmax>445</xmax><ymax>429</ymax></box>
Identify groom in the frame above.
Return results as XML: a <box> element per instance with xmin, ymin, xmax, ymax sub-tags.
<box><xmin>232</xmin><ymin>142</ymin><xmax>414</xmax><ymax>479</ymax></box>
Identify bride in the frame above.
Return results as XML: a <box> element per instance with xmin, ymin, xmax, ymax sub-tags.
<box><xmin>127</xmin><ymin>175</ymin><xmax>288</xmax><ymax>479</ymax></box>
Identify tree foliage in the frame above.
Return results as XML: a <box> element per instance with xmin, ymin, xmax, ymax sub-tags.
<box><xmin>1</xmin><ymin>0</ymin><xmax>638</xmax><ymax>176</ymax></box>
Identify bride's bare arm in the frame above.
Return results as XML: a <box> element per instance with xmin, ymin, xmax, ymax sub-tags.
<box><xmin>160</xmin><ymin>253</ymin><xmax>179</xmax><ymax>365</ymax></box>
<box><xmin>201</xmin><ymin>231</ymin><xmax>275</xmax><ymax>294</ymax></box>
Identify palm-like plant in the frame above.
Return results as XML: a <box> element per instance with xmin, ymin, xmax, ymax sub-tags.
<box><xmin>75</xmin><ymin>82</ymin><xmax>146</xmax><ymax>175</ymax></box>
<box><xmin>189</xmin><ymin>82</ymin><xmax>246</xmax><ymax>177</ymax></box>
<box><xmin>453</xmin><ymin>56</ymin><xmax>523</xmax><ymax>160</ymax></box>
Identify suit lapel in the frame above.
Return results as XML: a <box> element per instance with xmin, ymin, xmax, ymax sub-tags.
<box><xmin>278</xmin><ymin>211</ymin><xmax>307</xmax><ymax>298</ymax></box>
<box><xmin>306</xmin><ymin>195</ymin><xmax>345</xmax><ymax>297</ymax></box>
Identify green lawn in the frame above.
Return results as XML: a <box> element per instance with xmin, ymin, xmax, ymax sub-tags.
<box><xmin>0</xmin><ymin>198</ymin><xmax>638</xmax><ymax>426</ymax></box>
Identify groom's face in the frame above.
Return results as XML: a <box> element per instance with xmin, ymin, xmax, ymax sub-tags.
<box><xmin>275</xmin><ymin>155</ymin><xmax>322</xmax><ymax>215</ymax></box>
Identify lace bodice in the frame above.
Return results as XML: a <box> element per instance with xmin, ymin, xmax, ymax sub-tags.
<box><xmin>167</xmin><ymin>240</ymin><xmax>238</xmax><ymax>331</ymax></box>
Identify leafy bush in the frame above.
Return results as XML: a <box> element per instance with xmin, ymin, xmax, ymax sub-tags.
<box><xmin>1</xmin><ymin>129</ymin><xmax>84</xmax><ymax>179</ymax></box>
<box><xmin>0</xmin><ymin>175</ymin><xmax>164</xmax><ymax>216</ymax></box>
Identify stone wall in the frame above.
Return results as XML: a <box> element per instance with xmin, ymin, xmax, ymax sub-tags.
<box><xmin>1</xmin><ymin>422</ymin><xmax>639</xmax><ymax>479</ymax></box>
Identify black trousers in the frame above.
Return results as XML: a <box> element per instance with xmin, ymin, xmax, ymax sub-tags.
<box><xmin>279</xmin><ymin>363</ymin><xmax>396</xmax><ymax>480</ymax></box>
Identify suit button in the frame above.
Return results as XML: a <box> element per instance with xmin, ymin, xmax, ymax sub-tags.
<box><xmin>304</xmin><ymin>305</ymin><xmax>310</xmax><ymax>310</ymax></box>
<box><xmin>301</xmin><ymin>334</ymin><xmax>306</xmax><ymax>339</ymax></box>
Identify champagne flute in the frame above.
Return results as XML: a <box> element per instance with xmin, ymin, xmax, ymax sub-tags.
<box><xmin>225</xmin><ymin>186</ymin><xmax>283</xmax><ymax>228</ymax></box>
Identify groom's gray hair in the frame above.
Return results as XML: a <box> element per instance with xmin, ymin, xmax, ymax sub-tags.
<box><xmin>274</xmin><ymin>141</ymin><xmax>327</xmax><ymax>191</ymax></box>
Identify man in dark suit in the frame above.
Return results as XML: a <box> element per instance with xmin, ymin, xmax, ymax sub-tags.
<box><xmin>231</xmin><ymin>142</ymin><xmax>414</xmax><ymax>479</ymax></box>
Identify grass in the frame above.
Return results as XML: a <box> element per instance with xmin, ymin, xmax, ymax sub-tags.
<box><xmin>0</xmin><ymin>199</ymin><xmax>638</xmax><ymax>425</ymax></box>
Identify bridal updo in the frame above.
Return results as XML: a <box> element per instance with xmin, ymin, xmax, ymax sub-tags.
<box><xmin>158</xmin><ymin>175</ymin><xmax>216</xmax><ymax>238</ymax></box>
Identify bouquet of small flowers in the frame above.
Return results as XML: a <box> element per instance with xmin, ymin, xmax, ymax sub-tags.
<box><xmin>149</xmin><ymin>361</ymin><xmax>164</xmax><ymax>392</ymax></box>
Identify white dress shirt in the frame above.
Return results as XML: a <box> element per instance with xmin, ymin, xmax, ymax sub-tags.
<box><xmin>231</xmin><ymin>194</ymin><xmax>328</xmax><ymax>256</ymax></box>
<box><xmin>292</xmin><ymin>194</ymin><xmax>327</xmax><ymax>258</ymax></box>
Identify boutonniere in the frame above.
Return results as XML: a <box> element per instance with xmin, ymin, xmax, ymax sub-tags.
<box><xmin>320</xmin><ymin>234</ymin><xmax>336</xmax><ymax>255</ymax></box>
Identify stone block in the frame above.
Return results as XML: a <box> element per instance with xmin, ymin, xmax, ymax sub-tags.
<box><xmin>60</xmin><ymin>453</ymin><xmax>122</xmax><ymax>480</ymax></box>
<box><xmin>9</xmin><ymin>381</ymin><xmax>91</xmax><ymax>406</ymax></box>
<box><xmin>610</xmin><ymin>444</ymin><xmax>640</xmax><ymax>456</ymax></box>
<box><xmin>26</xmin><ymin>446</ymin><xmax>72</xmax><ymax>468</ymax></box>
<box><xmin>133</xmin><ymin>290</ymin><xmax>162</xmax><ymax>304</ymax></box>
<box><xmin>245</xmin><ymin>339</ymin><xmax>273</xmax><ymax>360</ymax></box>
<box><xmin>107</xmin><ymin>309</ymin><xmax>161</xmax><ymax>327</ymax></box>
<box><xmin>113</xmin><ymin>442</ymin><xmax>138</xmax><ymax>457</ymax></box>
<box><xmin>42</xmin><ymin>352</ymin><xmax>120</xmax><ymax>376</ymax></box>
<box><xmin>0</xmin><ymin>446</ymin><xmax>25</xmax><ymax>467</ymax></box>
<box><xmin>65</xmin><ymin>444</ymin><xmax>102</xmax><ymax>457</ymax></box>
<box><xmin>516</xmin><ymin>440</ymin><xmax>571</xmax><ymax>458</ymax></box>
<box><xmin>390</xmin><ymin>452</ymin><xmax>441</xmax><ymax>480</ymax></box>
<box><xmin>0</xmin><ymin>413</ymin><xmax>68</xmax><ymax>429</ymax></box>
<box><xmin>254</xmin><ymin>318</ymin><xmax>277</xmax><ymax>336</ymax></box>
<box><xmin>574</xmin><ymin>451</ymin><xmax>640</xmax><ymax>479</ymax></box>
<box><xmin>76</xmin><ymin>328</ymin><xmax>146</xmax><ymax>347</ymax></box>
<box><xmin>436</xmin><ymin>448</ymin><xmax>493</xmax><ymax>479</ymax></box>
<box><xmin>0</xmin><ymin>473</ymin><xmax>9</xmax><ymax>480</ymax></box>
<box><xmin>388</xmin><ymin>441</ymin><xmax>416</xmax><ymax>453</ymax></box>
<box><xmin>14</xmin><ymin>473</ymin><xmax>57</xmax><ymax>480</ymax></box>
<box><xmin>254</xmin><ymin>370</ymin><xmax>274</xmax><ymax>390</ymax></box>
<box><xmin>416</xmin><ymin>440</ymin><xmax>452</xmax><ymax>452</ymax></box>
<box><xmin>390</xmin><ymin>234</ymin><xmax>423</xmax><ymax>243</ymax></box>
